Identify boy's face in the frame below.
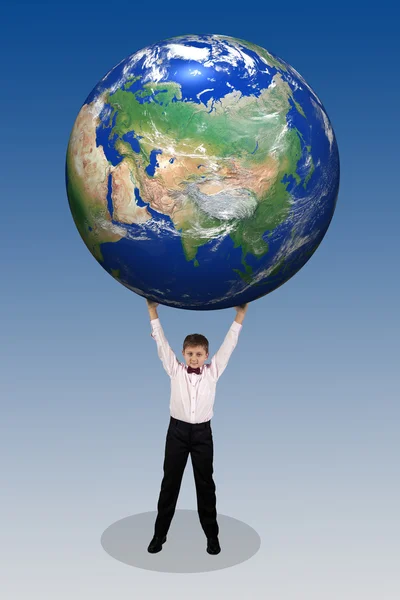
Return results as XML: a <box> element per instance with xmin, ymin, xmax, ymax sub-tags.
<box><xmin>182</xmin><ymin>345</ymin><xmax>209</xmax><ymax>368</ymax></box>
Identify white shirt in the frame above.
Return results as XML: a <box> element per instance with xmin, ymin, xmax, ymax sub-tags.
<box><xmin>150</xmin><ymin>318</ymin><xmax>243</xmax><ymax>424</ymax></box>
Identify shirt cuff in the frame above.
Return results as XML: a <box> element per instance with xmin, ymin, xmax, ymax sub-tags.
<box><xmin>231</xmin><ymin>320</ymin><xmax>242</xmax><ymax>332</ymax></box>
<box><xmin>150</xmin><ymin>318</ymin><xmax>161</xmax><ymax>330</ymax></box>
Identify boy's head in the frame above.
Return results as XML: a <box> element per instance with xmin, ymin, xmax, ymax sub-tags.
<box><xmin>182</xmin><ymin>334</ymin><xmax>209</xmax><ymax>368</ymax></box>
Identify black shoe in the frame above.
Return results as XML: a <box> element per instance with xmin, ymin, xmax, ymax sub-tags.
<box><xmin>207</xmin><ymin>537</ymin><xmax>221</xmax><ymax>554</ymax></box>
<box><xmin>147</xmin><ymin>534</ymin><xmax>167</xmax><ymax>553</ymax></box>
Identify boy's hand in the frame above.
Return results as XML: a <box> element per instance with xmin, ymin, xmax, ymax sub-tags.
<box><xmin>146</xmin><ymin>299</ymin><xmax>159</xmax><ymax>309</ymax></box>
<box><xmin>234</xmin><ymin>302</ymin><xmax>249</xmax><ymax>324</ymax></box>
<box><xmin>234</xmin><ymin>302</ymin><xmax>249</xmax><ymax>313</ymax></box>
<box><xmin>146</xmin><ymin>298</ymin><xmax>159</xmax><ymax>320</ymax></box>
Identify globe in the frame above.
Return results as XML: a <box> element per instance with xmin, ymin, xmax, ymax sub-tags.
<box><xmin>66</xmin><ymin>34</ymin><xmax>339</xmax><ymax>310</ymax></box>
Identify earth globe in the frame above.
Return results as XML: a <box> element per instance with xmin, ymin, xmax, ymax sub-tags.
<box><xmin>66</xmin><ymin>34</ymin><xmax>339</xmax><ymax>310</ymax></box>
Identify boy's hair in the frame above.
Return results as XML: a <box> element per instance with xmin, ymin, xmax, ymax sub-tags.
<box><xmin>183</xmin><ymin>334</ymin><xmax>209</xmax><ymax>354</ymax></box>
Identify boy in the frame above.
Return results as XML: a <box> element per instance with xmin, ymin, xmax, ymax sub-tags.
<box><xmin>146</xmin><ymin>298</ymin><xmax>249</xmax><ymax>555</ymax></box>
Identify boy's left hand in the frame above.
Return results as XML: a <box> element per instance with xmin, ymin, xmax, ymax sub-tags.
<box><xmin>233</xmin><ymin>303</ymin><xmax>249</xmax><ymax>324</ymax></box>
<box><xmin>234</xmin><ymin>303</ymin><xmax>249</xmax><ymax>314</ymax></box>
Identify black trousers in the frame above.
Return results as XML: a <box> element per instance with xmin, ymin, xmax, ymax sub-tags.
<box><xmin>154</xmin><ymin>416</ymin><xmax>219</xmax><ymax>539</ymax></box>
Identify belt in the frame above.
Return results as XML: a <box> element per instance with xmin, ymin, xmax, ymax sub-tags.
<box><xmin>170</xmin><ymin>416</ymin><xmax>211</xmax><ymax>430</ymax></box>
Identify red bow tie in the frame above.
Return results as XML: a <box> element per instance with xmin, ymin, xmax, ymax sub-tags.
<box><xmin>187</xmin><ymin>366</ymin><xmax>201</xmax><ymax>374</ymax></box>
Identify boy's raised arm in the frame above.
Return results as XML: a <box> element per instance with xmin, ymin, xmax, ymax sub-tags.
<box><xmin>210</xmin><ymin>303</ymin><xmax>249</xmax><ymax>380</ymax></box>
<box><xmin>146</xmin><ymin>299</ymin><xmax>179</xmax><ymax>377</ymax></box>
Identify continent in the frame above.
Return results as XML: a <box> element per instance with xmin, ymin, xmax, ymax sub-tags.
<box><xmin>66</xmin><ymin>97</ymin><xmax>153</xmax><ymax>260</ymax></box>
<box><xmin>69</xmin><ymin>70</ymin><xmax>306</xmax><ymax>269</ymax></box>
<box><xmin>103</xmin><ymin>75</ymin><xmax>302</xmax><ymax>267</ymax></box>
<box><xmin>68</xmin><ymin>101</ymin><xmax>111</xmax><ymax>211</ymax></box>
<box><xmin>66</xmin><ymin>99</ymin><xmax>120</xmax><ymax>261</ymax></box>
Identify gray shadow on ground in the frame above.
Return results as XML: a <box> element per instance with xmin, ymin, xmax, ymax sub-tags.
<box><xmin>101</xmin><ymin>508</ymin><xmax>261</xmax><ymax>573</ymax></box>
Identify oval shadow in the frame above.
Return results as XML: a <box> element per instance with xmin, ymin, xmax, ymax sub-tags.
<box><xmin>101</xmin><ymin>508</ymin><xmax>261</xmax><ymax>573</ymax></box>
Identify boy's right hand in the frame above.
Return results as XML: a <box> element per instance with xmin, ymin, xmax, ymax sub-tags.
<box><xmin>146</xmin><ymin>298</ymin><xmax>159</xmax><ymax>321</ymax></box>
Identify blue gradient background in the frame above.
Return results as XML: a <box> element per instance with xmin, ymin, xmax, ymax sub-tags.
<box><xmin>2</xmin><ymin>0</ymin><xmax>399</xmax><ymax>597</ymax></box>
